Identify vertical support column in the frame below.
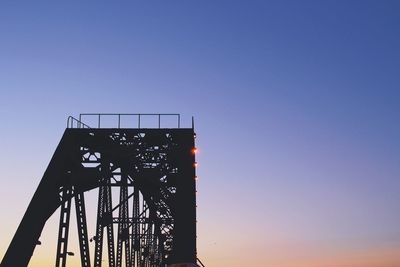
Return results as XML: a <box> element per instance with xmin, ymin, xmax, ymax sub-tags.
<box><xmin>123</xmin><ymin>188</ymin><xmax>131</xmax><ymax>267</ymax></box>
<box><xmin>145</xmin><ymin>221</ymin><xmax>154</xmax><ymax>267</ymax></box>
<box><xmin>116</xmin><ymin>171</ymin><xmax>130</xmax><ymax>267</ymax></box>
<box><xmin>150</xmin><ymin>225</ymin><xmax>157</xmax><ymax>266</ymax></box>
<box><xmin>105</xmin><ymin>185</ymin><xmax>116</xmax><ymax>267</ymax></box>
<box><xmin>141</xmin><ymin>202</ymin><xmax>150</xmax><ymax>267</ymax></box>
<box><xmin>75</xmin><ymin>191</ymin><xmax>91</xmax><ymax>267</ymax></box>
<box><xmin>94</xmin><ymin>186</ymin><xmax>116</xmax><ymax>267</ymax></box>
<box><xmin>55</xmin><ymin>186</ymin><xmax>73</xmax><ymax>267</ymax></box>
<box><xmin>169</xmin><ymin>129</ymin><xmax>197</xmax><ymax>264</ymax></box>
<box><xmin>131</xmin><ymin>184</ymin><xmax>140</xmax><ymax>266</ymax></box>
<box><xmin>94</xmin><ymin>186</ymin><xmax>105</xmax><ymax>267</ymax></box>
<box><xmin>94</xmin><ymin>160</ymin><xmax>115</xmax><ymax>267</ymax></box>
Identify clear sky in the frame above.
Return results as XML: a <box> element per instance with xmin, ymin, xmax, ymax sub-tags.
<box><xmin>0</xmin><ymin>1</ymin><xmax>400</xmax><ymax>266</ymax></box>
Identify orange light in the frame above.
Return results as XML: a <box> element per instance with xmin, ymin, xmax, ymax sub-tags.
<box><xmin>192</xmin><ymin>147</ymin><xmax>198</xmax><ymax>154</ymax></box>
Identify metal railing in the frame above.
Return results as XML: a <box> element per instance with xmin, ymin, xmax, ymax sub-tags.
<box><xmin>67</xmin><ymin>116</ymin><xmax>91</xmax><ymax>129</ymax></box>
<box><xmin>74</xmin><ymin>113</ymin><xmax>181</xmax><ymax>129</ymax></box>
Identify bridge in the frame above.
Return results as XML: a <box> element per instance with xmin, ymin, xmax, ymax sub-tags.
<box><xmin>1</xmin><ymin>114</ymin><xmax>202</xmax><ymax>267</ymax></box>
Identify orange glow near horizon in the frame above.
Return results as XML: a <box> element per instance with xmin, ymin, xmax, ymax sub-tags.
<box><xmin>17</xmin><ymin>235</ymin><xmax>400</xmax><ymax>267</ymax></box>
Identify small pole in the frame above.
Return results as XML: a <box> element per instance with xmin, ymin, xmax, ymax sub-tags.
<box><xmin>158</xmin><ymin>114</ymin><xmax>161</xmax><ymax>128</ymax></box>
<box><xmin>98</xmin><ymin>114</ymin><xmax>101</xmax><ymax>128</ymax></box>
<box><xmin>118</xmin><ymin>114</ymin><xmax>121</xmax><ymax>128</ymax></box>
<box><xmin>178</xmin><ymin>114</ymin><xmax>180</xmax><ymax>128</ymax></box>
<box><xmin>138</xmin><ymin>114</ymin><xmax>141</xmax><ymax>129</ymax></box>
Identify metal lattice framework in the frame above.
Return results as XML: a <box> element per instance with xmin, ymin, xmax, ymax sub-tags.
<box><xmin>1</xmin><ymin>114</ymin><xmax>198</xmax><ymax>267</ymax></box>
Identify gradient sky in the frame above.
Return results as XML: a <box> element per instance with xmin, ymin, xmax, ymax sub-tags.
<box><xmin>1</xmin><ymin>1</ymin><xmax>400</xmax><ymax>266</ymax></box>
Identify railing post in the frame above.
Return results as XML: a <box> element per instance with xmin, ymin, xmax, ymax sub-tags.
<box><xmin>118</xmin><ymin>114</ymin><xmax>121</xmax><ymax>128</ymax></box>
<box><xmin>158</xmin><ymin>114</ymin><xmax>161</xmax><ymax>128</ymax></box>
<box><xmin>98</xmin><ymin>114</ymin><xmax>101</xmax><ymax>128</ymax></box>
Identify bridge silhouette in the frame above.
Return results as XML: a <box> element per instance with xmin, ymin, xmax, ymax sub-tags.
<box><xmin>1</xmin><ymin>114</ymin><xmax>203</xmax><ymax>267</ymax></box>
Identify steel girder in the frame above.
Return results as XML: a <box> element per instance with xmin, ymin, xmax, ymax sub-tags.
<box><xmin>1</xmin><ymin>128</ymin><xmax>196</xmax><ymax>267</ymax></box>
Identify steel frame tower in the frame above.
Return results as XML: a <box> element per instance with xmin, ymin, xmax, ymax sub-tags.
<box><xmin>1</xmin><ymin>114</ymin><xmax>198</xmax><ymax>267</ymax></box>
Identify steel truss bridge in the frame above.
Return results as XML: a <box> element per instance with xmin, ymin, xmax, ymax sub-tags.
<box><xmin>1</xmin><ymin>114</ymin><xmax>202</xmax><ymax>267</ymax></box>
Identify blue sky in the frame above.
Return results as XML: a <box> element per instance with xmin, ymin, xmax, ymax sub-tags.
<box><xmin>1</xmin><ymin>1</ymin><xmax>400</xmax><ymax>266</ymax></box>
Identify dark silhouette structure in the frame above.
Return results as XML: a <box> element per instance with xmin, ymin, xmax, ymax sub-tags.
<box><xmin>1</xmin><ymin>114</ymin><xmax>199</xmax><ymax>267</ymax></box>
